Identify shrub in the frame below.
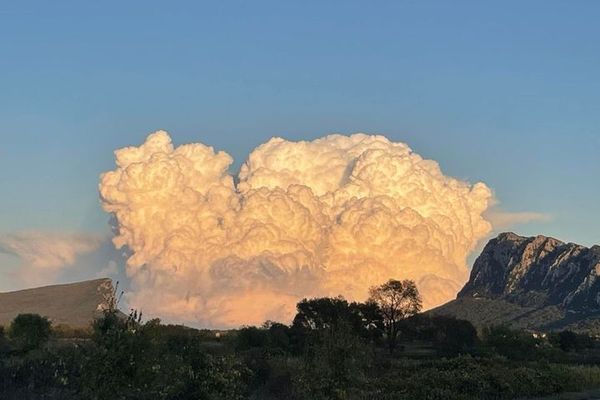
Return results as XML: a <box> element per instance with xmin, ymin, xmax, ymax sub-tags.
<box><xmin>294</xmin><ymin>321</ymin><xmax>372</xmax><ymax>400</ymax></box>
<box><xmin>9</xmin><ymin>314</ymin><xmax>52</xmax><ymax>351</ymax></box>
<box><xmin>481</xmin><ymin>325</ymin><xmax>541</xmax><ymax>360</ymax></box>
<box><xmin>401</xmin><ymin>315</ymin><xmax>478</xmax><ymax>356</ymax></box>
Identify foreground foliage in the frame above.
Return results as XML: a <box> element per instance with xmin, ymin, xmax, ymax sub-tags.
<box><xmin>365</xmin><ymin>357</ymin><xmax>600</xmax><ymax>400</ymax></box>
<box><xmin>9</xmin><ymin>314</ymin><xmax>51</xmax><ymax>352</ymax></box>
<box><xmin>2</xmin><ymin>280</ymin><xmax>600</xmax><ymax>399</ymax></box>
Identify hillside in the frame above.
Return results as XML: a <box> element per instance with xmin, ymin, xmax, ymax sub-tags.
<box><xmin>0</xmin><ymin>278</ymin><xmax>114</xmax><ymax>328</ymax></box>
<box><xmin>432</xmin><ymin>233</ymin><xmax>600</xmax><ymax>333</ymax></box>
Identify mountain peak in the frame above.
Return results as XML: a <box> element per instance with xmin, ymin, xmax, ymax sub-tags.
<box><xmin>432</xmin><ymin>234</ymin><xmax>600</xmax><ymax>333</ymax></box>
<box><xmin>495</xmin><ymin>231</ymin><xmax>526</xmax><ymax>241</ymax></box>
<box><xmin>459</xmin><ymin>233</ymin><xmax>600</xmax><ymax>310</ymax></box>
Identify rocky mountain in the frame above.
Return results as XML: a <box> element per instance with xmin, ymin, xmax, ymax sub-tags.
<box><xmin>432</xmin><ymin>233</ymin><xmax>600</xmax><ymax>333</ymax></box>
<box><xmin>0</xmin><ymin>278</ymin><xmax>115</xmax><ymax>328</ymax></box>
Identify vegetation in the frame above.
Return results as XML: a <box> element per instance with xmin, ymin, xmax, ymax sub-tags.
<box><xmin>8</xmin><ymin>313</ymin><xmax>52</xmax><ymax>352</ymax></box>
<box><xmin>368</xmin><ymin>279</ymin><xmax>422</xmax><ymax>353</ymax></box>
<box><xmin>2</xmin><ymin>279</ymin><xmax>600</xmax><ymax>399</ymax></box>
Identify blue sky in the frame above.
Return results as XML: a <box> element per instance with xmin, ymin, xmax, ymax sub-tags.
<box><xmin>0</xmin><ymin>1</ymin><xmax>599</xmax><ymax>289</ymax></box>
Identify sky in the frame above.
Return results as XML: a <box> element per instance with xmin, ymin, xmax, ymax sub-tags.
<box><xmin>0</xmin><ymin>1</ymin><xmax>599</xmax><ymax>295</ymax></box>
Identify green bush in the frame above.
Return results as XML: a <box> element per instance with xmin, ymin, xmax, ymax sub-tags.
<box><xmin>9</xmin><ymin>314</ymin><xmax>52</xmax><ymax>352</ymax></box>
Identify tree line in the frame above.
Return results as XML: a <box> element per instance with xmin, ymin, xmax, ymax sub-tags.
<box><xmin>1</xmin><ymin>279</ymin><xmax>600</xmax><ymax>399</ymax></box>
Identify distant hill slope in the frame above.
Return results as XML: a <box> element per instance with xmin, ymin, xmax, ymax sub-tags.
<box><xmin>0</xmin><ymin>278</ymin><xmax>114</xmax><ymax>328</ymax></box>
<box><xmin>431</xmin><ymin>233</ymin><xmax>600</xmax><ymax>333</ymax></box>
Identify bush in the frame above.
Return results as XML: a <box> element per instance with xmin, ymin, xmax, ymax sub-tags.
<box><xmin>235</xmin><ymin>326</ymin><xmax>270</xmax><ymax>351</ymax></box>
<box><xmin>9</xmin><ymin>314</ymin><xmax>52</xmax><ymax>352</ymax></box>
<box><xmin>401</xmin><ymin>315</ymin><xmax>478</xmax><ymax>356</ymax></box>
<box><xmin>78</xmin><ymin>309</ymin><xmax>249</xmax><ymax>400</ymax></box>
<box><xmin>549</xmin><ymin>330</ymin><xmax>595</xmax><ymax>352</ymax></box>
<box><xmin>294</xmin><ymin>321</ymin><xmax>372</xmax><ymax>400</ymax></box>
<box><xmin>481</xmin><ymin>325</ymin><xmax>541</xmax><ymax>360</ymax></box>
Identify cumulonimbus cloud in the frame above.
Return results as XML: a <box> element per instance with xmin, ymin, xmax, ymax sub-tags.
<box><xmin>99</xmin><ymin>131</ymin><xmax>494</xmax><ymax>327</ymax></box>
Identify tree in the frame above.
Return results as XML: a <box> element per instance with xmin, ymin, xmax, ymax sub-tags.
<box><xmin>9</xmin><ymin>313</ymin><xmax>52</xmax><ymax>351</ymax></box>
<box><xmin>235</xmin><ymin>326</ymin><xmax>269</xmax><ymax>351</ymax></box>
<box><xmin>368</xmin><ymin>279</ymin><xmax>422</xmax><ymax>353</ymax></box>
<box><xmin>293</xmin><ymin>297</ymin><xmax>356</xmax><ymax>331</ymax></box>
<box><xmin>264</xmin><ymin>321</ymin><xmax>292</xmax><ymax>351</ymax></box>
<box><xmin>292</xmin><ymin>297</ymin><xmax>383</xmax><ymax>346</ymax></box>
<box><xmin>351</xmin><ymin>300</ymin><xmax>385</xmax><ymax>342</ymax></box>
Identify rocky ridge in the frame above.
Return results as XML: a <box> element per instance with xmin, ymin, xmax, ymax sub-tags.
<box><xmin>432</xmin><ymin>233</ymin><xmax>600</xmax><ymax>332</ymax></box>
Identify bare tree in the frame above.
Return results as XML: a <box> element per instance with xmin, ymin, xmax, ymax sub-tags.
<box><xmin>368</xmin><ymin>279</ymin><xmax>422</xmax><ymax>354</ymax></box>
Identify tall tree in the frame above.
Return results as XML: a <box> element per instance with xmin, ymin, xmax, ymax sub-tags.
<box><xmin>368</xmin><ymin>279</ymin><xmax>422</xmax><ymax>353</ymax></box>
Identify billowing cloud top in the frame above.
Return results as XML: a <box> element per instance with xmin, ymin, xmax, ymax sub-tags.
<box><xmin>99</xmin><ymin>131</ymin><xmax>493</xmax><ymax>327</ymax></box>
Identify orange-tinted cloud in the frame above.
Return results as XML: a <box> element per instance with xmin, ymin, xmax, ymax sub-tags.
<box><xmin>100</xmin><ymin>131</ymin><xmax>494</xmax><ymax>327</ymax></box>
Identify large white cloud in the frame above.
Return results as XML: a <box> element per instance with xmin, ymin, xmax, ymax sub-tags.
<box><xmin>99</xmin><ymin>131</ymin><xmax>493</xmax><ymax>327</ymax></box>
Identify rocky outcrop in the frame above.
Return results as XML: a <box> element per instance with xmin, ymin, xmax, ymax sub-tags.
<box><xmin>432</xmin><ymin>233</ymin><xmax>600</xmax><ymax>332</ymax></box>
<box><xmin>459</xmin><ymin>233</ymin><xmax>600</xmax><ymax>311</ymax></box>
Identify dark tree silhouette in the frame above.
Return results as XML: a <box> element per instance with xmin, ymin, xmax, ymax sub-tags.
<box><xmin>292</xmin><ymin>296</ymin><xmax>383</xmax><ymax>344</ymax></box>
<box><xmin>293</xmin><ymin>296</ymin><xmax>356</xmax><ymax>331</ymax></box>
<box><xmin>368</xmin><ymin>279</ymin><xmax>422</xmax><ymax>353</ymax></box>
<box><xmin>9</xmin><ymin>313</ymin><xmax>52</xmax><ymax>351</ymax></box>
